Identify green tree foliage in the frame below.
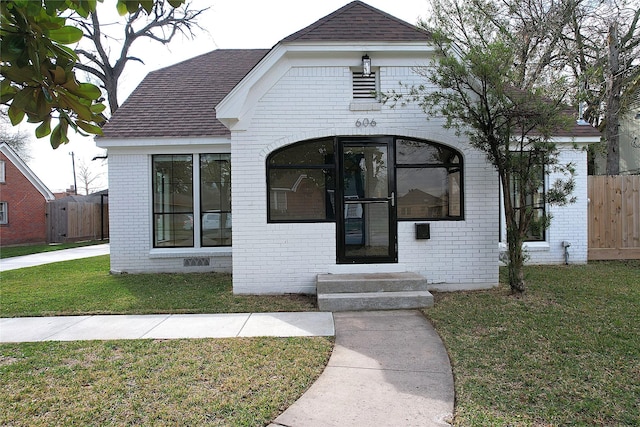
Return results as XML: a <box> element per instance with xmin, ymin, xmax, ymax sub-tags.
<box><xmin>384</xmin><ymin>0</ymin><xmax>579</xmax><ymax>292</ymax></box>
<box><xmin>564</xmin><ymin>0</ymin><xmax>640</xmax><ymax>175</ymax></box>
<box><xmin>0</xmin><ymin>0</ymin><xmax>184</xmax><ymax>148</ymax></box>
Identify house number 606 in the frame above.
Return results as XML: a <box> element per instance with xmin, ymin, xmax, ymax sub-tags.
<box><xmin>355</xmin><ymin>118</ymin><xmax>376</xmax><ymax>127</ymax></box>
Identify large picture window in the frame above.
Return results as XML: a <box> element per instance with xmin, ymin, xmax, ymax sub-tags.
<box><xmin>153</xmin><ymin>155</ymin><xmax>193</xmax><ymax>247</ymax></box>
<box><xmin>153</xmin><ymin>154</ymin><xmax>231</xmax><ymax>248</ymax></box>
<box><xmin>396</xmin><ymin>139</ymin><xmax>463</xmax><ymax>220</ymax></box>
<box><xmin>267</xmin><ymin>139</ymin><xmax>336</xmax><ymax>222</ymax></box>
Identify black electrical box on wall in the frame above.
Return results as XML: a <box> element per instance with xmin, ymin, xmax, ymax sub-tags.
<box><xmin>416</xmin><ymin>223</ymin><xmax>430</xmax><ymax>239</ymax></box>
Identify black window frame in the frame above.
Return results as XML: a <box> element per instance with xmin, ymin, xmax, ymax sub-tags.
<box><xmin>152</xmin><ymin>154</ymin><xmax>194</xmax><ymax>248</ymax></box>
<box><xmin>266</xmin><ymin>136</ymin><xmax>465</xmax><ymax>223</ymax></box>
<box><xmin>395</xmin><ymin>138</ymin><xmax>464</xmax><ymax>221</ymax></box>
<box><xmin>199</xmin><ymin>153</ymin><xmax>232</xmax><ymax>248</ymax></box>
<box><xmin>267</xmin><ymin>138</ymin><xmax>337</xmax><ymax>223</ymax></box>
<box><xmin>152</xmin><ymin>153</ymin><xmax>233</xmax><ymax>249</ymax></box>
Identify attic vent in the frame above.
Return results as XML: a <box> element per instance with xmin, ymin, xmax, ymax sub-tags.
<box><xmin>183</xmin><ymin>257</ymin><xmax>210</xmax><ymax>267</ymax></box>
<box><xmin>352</xmin><ymin>71</ymin><xmax>377</xmax><ymax>99</ymax></box>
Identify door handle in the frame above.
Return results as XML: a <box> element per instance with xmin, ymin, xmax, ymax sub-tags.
<box><xmin>388</xmin><ymin>192</ymin><xmax>395</xmax><ymax>207</ymax></box>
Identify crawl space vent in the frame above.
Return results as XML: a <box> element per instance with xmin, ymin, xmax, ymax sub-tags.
<box><xmin>183</xmin><ymin>257</ymin><xmax>210</xmax><ymax>267</ymax></box>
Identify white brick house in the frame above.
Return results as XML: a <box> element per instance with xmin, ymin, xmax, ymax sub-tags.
<box><xmin>98</xmin><ymin>1</ymin><xmax>600</xmax><ymax>294</ymax></box>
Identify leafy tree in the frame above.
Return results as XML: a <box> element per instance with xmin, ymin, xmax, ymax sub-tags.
<box><xmin>0</xmin><ymin>0</ymin><xmax>185</xmax><ymax>148</ymax></box>
<box><xmin>384</xmin><ymin>0</ymin><xmax>579</xmax><ymax>293</ymax></box>
<box><xmin>563</xmin><ymin>0</ymin><xmax>640</xmax><ymax>175</ymax></box>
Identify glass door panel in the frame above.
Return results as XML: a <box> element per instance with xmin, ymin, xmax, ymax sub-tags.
<box><xmin>338</xmin><ymin>138</ymin><xmax>396</xmax><ymax>264</ymax></box>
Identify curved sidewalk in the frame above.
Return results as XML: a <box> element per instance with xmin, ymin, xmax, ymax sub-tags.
<box><xmin>270</xmin><ymin>310</ymin><xmax>454</xmax><ymax>427</ymax></box>
<box><xmin>0</xmin><ymin>244</ymin><xmax>110</xmax><ymax>272</ymax></box>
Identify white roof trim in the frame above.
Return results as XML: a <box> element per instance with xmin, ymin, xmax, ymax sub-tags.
<box><xmin>0</xmin><ymin>142</ymin><xmax>55</xmax><ymax>201</ymax></box>
<box><xmin>215</xmin><ymin>42</ymin><xmax>436</xmax><ymax>131</ymax></box>
<box><xmin>551</xmin><ymin>136</ymin><xmax>601</xmax><ymax>144</ymax></box>
<box><xmin>96</xmin><ymin>135</ymin><xmax>230</xmax><ymax>149</ymax></box>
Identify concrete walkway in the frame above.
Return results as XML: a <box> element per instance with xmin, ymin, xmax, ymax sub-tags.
<box><xmin>270</xmin><ymin>310</ymin><xmax>454</xmax><ymax>427</ymax></box>
<box><xmin>1</xmin><ymin>245</ymin><xmax>455</xmax><ymax>426</ymax></box>
<box><xmin>0</xmin><ymin>243</ymin><xmax>110</xmax><ymax>271</ymax></box>
<box><xmin>0</xmin><ymin>312</ymin><xmax>335</xmax><ymax>342</ymax></box>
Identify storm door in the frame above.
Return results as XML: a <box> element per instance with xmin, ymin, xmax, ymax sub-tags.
<box><xmin>337</xmin><ymin>137</ymin><xmax>397</xmax><ymax>264</ymax></box>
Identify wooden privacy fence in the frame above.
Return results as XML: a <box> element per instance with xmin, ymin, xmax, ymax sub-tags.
<box><xmin>588</xmin><ymin>175</ymin><xmax>640</xmax><ymax>260</ymax></box>
<box><xmin>47</xmin><ymin>195</ymin><xmax>109</xmax><ymax>243</ymax></box>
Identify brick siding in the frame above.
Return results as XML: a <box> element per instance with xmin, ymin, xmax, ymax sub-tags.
<box><xmin>0</xmin><ymin>153</ymin><xmax>49</xmax><ymax>245</ymax></box>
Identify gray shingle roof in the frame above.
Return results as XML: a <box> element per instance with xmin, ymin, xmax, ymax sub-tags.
<box><xmin>101</xmin><ymin>49</ymin><xmax>269</xmax><ymax>138</ymax></box>
<box><xmin>281</xmin><ymin>1</ymin><xmax>431</xmax><ymax>43</ymax></box>
<box><xmin>101</xmin><ymin>2</ymin><xmax>432</xmax><ymax>139</ymax></box>
<box><xmin>102</xmin><ymin>2</ymin><xmax>598</xmax><ymax>141</ymax></box>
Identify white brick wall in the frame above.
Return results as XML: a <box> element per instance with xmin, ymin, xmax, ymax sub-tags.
<box><xmin>231</xmin><ymin>65</ymin><xmax>500</xmax><ymax>294</ymax></box>
<box><xmin>105</xmin><ymin>146</ymin><xmax>232</xmax><ymax>274</ymax></box>
<box><xmin>524</xmin><ymin>146</ymin><xmax>589</xmax><ymax>265</ymax></box>
<box><xmin>103</xmin><ymin>59</ymin><xmax>589</xmax><ymax>293</ymax></box>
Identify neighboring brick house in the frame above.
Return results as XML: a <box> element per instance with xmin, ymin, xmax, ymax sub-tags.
<box><xmin>0</xmin><ymin>142</ymin><xmax>55</xmax><ymax>246</ymax></box>
<box><xmin>98</xmin><ymin>1</ymin><xmax>600</xmax><ymax>294</ymax></box>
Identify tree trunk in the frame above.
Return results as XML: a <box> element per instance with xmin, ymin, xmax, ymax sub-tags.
<box><xmin>606</xmin><ymin>22</ymin><xmax>621</xmax><ymax>175</ymax></box>
<box><xmin>501</xmin><ymin>173</ymin><xmax>526</xmax><ymax>294</ymax></box>
<box><xmin>506</xmin><ymin>225</ymin><xmax>526</xmax><ymax>293</ymax></box>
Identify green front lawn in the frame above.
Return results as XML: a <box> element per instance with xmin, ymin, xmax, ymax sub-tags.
<box><xmin>0</xmin><ymin>255</ymin><xmax>316</xmax><ymax>317</ymax></box>
<box><xmin>0</xmin><ymin>255</ymin><xmax>327</xmax><ymax>426</ymax></box>
<box><xmin>1</xmin><ymin>256</ymin><xmax>637</xmax><ymax>425</ymax></box>
<box><xmin>424</xmin><ymin>260</ymin><xmax>640</xmax><ymax>426</ymax></box>
<box><xmin>0</xmin><ymin>337</ymin><xmax>333</xmax><ymax>426</ymax></box>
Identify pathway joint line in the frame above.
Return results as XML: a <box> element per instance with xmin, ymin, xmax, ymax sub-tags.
<box><xmin>43</xmin><ymin>315</ymin><xmax>92</xmax><ymax>341</ymax></box>
<box><xmin>140</xmin><ymin>314</ymin><xmax>172</xmax><ymax>339</ymax></box>
<box><xmin>237</xmin><ymin>313</ymin><xmax>252</xmax><ymax>337</ymax></box>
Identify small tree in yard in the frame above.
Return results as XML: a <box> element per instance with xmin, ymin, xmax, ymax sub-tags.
<box><xmin>384</xmin><ymin>0</ymin><xmax>579</xmax><ymax>293</ymax></box>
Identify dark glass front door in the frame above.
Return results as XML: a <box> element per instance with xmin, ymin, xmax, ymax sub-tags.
<box><xmin>337</xmin><ymin>137</ymin><xmax>397</xmax><ymax>264</ymax></box>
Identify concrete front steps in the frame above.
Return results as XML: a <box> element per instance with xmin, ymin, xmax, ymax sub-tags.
<box><xmin>316</xmin><ymin>272</ymin><xmax>434</xmax><ymax>312</ymax></box>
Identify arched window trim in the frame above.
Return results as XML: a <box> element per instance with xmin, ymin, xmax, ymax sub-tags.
<box><xmin>266</xmin><ymin>136</ymin><xmax>464</xmax><ymax>223</ymax></box>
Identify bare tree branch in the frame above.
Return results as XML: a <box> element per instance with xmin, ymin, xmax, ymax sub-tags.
<box><xmin>73</xmin><ymin>0</ymin><xmax>209</xmax><ymax>115</ymax></box>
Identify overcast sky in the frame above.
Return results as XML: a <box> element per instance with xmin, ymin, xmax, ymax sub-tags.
<box><xmin>22</xmin><ymin>0</ymin><xmax>429</xmax><ymax>193</ymax></box>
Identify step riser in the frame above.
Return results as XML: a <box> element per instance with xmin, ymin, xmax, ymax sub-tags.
<box><xmin>316</xmin><ymin>273</ymin><xmax>433</xmax><ymax>312</ymax></box>
<box><xmin>318</xmin><ymin>293</ymin><xmax>434</xmax><ymax>312</ymax></box>
<box><xmin>317</xmin><ymin>280</ymin><xmax>427</xmax><ymax>294</ymax></box>
<box><xmin>317</xmin><ymin>272</ymin><xmax>427</xmax><ymax>294</ymax></box>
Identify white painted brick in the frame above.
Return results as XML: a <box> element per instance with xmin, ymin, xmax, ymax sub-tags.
<box><xmin>104</xmin><ymin>63</ymin><xmax>588</xmax><ymax>293</ymax></box>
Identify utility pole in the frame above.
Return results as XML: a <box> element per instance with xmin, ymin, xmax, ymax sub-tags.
<box><xmin>69</xmin><ymin>151</ymin><xmax>77</xmax><ymax>195</ymax></box>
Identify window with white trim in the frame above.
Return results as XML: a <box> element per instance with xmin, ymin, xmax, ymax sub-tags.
<box><xmin>0</xmin><ymin>202</ymin><xmax>7</xmax><ymax>225</ymax></box>
<box><xmin>0</xmin><ymin>160</ymin><xmax>5</xmax><ymax>183</ymax></box>
<box><xmin>499</xmin><ymin>159</ymin><xmax>546</xmax><ymax>242</ymax></box>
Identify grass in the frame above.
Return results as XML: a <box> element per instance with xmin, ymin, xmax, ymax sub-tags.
<box><xmin>3</xmin><ymin>254</ymin><xmax>638</xmax><ymax>425</ymax></box>
<box><xmin>0</xmin><ymin>337</ymin><xmax>333</xmax><ymax>426</ymax></box>
<box><xmin>424</xmin><ymin>260</ymin><xmax>640</xmax><ymax>426</ymax></box>
<box><xmin>0</xmin><ymin>255</ymin><xmax>316</xmax><ymax>317</ymax></box>
<box><xmin>1</xmin><ymin>254</ymin><xmax>329</xmax><ymax>426</ymax></box>
<box><xmin>0</xmin><ymin>240</ymin><xmax>108</xmax><ymax>259</ymax></box>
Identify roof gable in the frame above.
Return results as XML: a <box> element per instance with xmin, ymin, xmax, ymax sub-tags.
<box><xmin>281</xmin><ymin>1</ymin><xmax>430</xmax><ymax>43</ymax></box>
<box><xmin>0</xmin><ymin>143</ymin><xmax>55</xmax><ymax>201</ymax></box>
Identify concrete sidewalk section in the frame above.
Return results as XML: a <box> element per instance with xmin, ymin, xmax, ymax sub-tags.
<box><xmin>0</xmin><ymin>312</ymin><xmax>335</xmax><ymax>343</ymax></box>
<box><xmin>0</xmin><ymin>244</ymin><xmax>110</xmax><ymax>272</ymax></box>
<box><xmin>270</xmin><ymin>310</ymin><xmax>454</xmax><ymax>427</ymax></box>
